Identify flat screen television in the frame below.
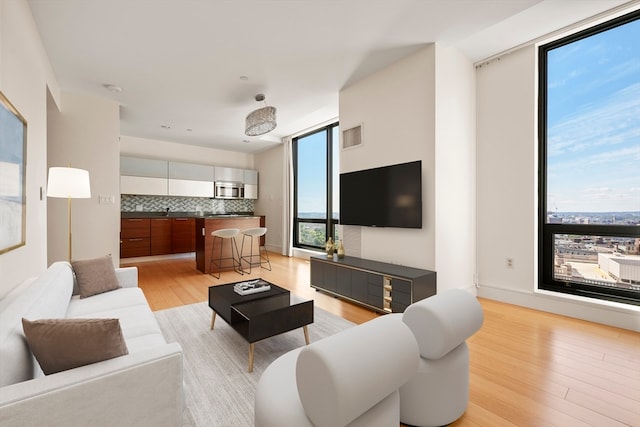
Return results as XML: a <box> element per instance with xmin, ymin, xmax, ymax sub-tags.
<box><xmin>339</xmin><ymin>160</ymin><xmax>422</xmax><ymax>228</ymax></box>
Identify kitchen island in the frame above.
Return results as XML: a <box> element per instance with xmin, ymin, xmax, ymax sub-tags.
<box><xmin>195</xmin><ymin>216</ymin><xmax>263</xmax><ymax>274</ymax></box>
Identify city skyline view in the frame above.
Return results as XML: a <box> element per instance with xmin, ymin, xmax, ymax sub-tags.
<box><xmin>546</xmin><ymin>17</ymin><xmax>640</xmax><ymax>213</ymax></box>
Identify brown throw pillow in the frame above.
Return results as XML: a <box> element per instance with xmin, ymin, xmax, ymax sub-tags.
<box><xmin>21</xmin><ymin>318</ymin><xmax>129</xmax><ymax>375</ymax></box>
<box><xmin>72</xmin><ymin>255</ymin><xmax>120</xmax><ymax>298</ymax></box>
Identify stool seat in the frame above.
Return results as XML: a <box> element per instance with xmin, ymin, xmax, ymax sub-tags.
<box><xmin>209</xmin><ymin>228</ymin><xmax>242</xmax><ymax>279</ymax></box>
<box><xmin>239</xmin><ymin>227</ymin><xmax>271</xmax><ymax>274</ymax></box>
<box><xmin>212</xmin><ymin>228</ymin><xmax>240</xmax><ymax>239</ymax></box>
<box><xmin>242</xmin><ymin>227</ymin><xmax>267</xmax><ymax>237</ymax></box>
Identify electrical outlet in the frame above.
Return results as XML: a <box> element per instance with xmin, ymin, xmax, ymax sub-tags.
<box><xmin>506</xmin><ymin>258</ymin><xmax>514</xmax><ymax>269</ymax></box>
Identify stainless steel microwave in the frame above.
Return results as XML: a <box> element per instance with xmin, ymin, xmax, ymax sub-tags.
<box><xmin>214</xmin><ymin>181</ymin><xmax>244</xmax><ymax>199</ymax></box>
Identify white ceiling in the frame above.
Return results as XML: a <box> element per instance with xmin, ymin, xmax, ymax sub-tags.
<box><xmin>27</xmin><ymin>0</ymin><xmax>634</xmax><ymax>154</ymax></box>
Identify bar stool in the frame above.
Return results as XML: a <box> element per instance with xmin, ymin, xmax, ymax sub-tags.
<box><xmin>239</xmin><ymin>227</ymin><xmax>271</xmax><ymax>274</ymax></box>
<box><xmin>209</xmin><ymin>228</ymin><xmax>242</xmax><ymax>279</ymax></box>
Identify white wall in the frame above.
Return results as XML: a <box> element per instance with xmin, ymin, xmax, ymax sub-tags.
<box><xmin>476</xmin><ymin>45</ymin><xmax>639</xmax><ymax>331</ymax></box>
<box><xmin>337</xmin><ymin>44</ymin><xmax>477</xmax><ymax>295</ymax></box>
<box><xmin>47</xmin><ymin>91</ymin><xmax>121</xmax><ymax>265</ymax></box>
<box><xmin>253</xmin><ymin>144</ymin><xmax>285</xmax><ymax>254</ymax></box>
<box><xmin>120</xmin><ymin>135</ymin><xmax>253</xmax><ymax>169</ymax></box>
<box><xmin>434</xmin><ymin>46</ymin><xmax>476</xmax><ymax>292</ymax></box>
<box><xmin>0</xmin><ymin>0</ymin><xmax>59</xmax><ymax>298</ymax></box>
<box><xmin>339</xmin><ymin>45</ymin><xmax>437</xmax><ymax>271</ymax></box>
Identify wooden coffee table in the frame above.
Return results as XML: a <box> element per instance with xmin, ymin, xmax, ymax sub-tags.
<box><xmin>208</xmin><ymin>279</ymin><xmax>314</xmax><ymax>372</ymax></box>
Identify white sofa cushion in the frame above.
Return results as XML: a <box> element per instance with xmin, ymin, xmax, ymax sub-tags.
<box><xmin>66</xmin><ymin>287</ymin><xmax>166</xmax><ymax>352</ymax></box>
<box><xmin>402</xmin><ymin>289</ymin><xmax>484</xmax><ymax>360</ymax></box>
<box><xmin>0</xmin><ymin>263</ymin><xmax>74</xmax><ymax>386</ymax></box>
<box><xmin>296</xmin><ymin>314</ymin><xmax>419</xmax><ymax>427</ymax></box>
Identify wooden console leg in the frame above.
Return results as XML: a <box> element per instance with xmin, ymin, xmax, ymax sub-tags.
<box><xmin>210</xmin><ymin>311</ymin><xmax>216</xmax><ymax>330</ymax></box>
<box><xmin>303</xmin><ymin>325</ymin><xmax>310</xmax><ymax>345</ymax></box>
<box><xmin>248</xmin><ymin>343</ymin><xmax>255</xmax><ymax>372</ymax></box>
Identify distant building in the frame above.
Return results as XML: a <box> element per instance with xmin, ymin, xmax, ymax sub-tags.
<box><xmin>548</xmin><ymin>214</ymin><xmax>562</xmax><ymax>224</ymax></box>
<box><xmin>598</xmin><ymin>253</ymin><xmax>640</xmax><ymax>285</ymax></box>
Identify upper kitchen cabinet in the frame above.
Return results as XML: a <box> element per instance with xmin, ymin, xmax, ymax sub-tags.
<box><xmin>214</xmin><ymin>166</ymin><xmax>244</xmax><ymax>183</ymax></box>
<box><xmin>244</xmin><ymin>169</ymin><xmax>258</xmax><ymax>199</ymax></box>
<box><xmin>120</xmin><ymin>157</ymin><xmax>168</xmax><ymax>195</ymax></box>
<box><xmin>168</xmin><ymin>162</ymin><xmax>215</xmax><ymax>197</ymax></box>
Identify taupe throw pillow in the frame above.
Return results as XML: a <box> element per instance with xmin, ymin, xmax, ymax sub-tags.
<box><xmin>72</xmin><ymin>255</ymin><xmax>120</xmax><ymax>298</ymax></box>
<box><xmin>21</xmin><ymin>318</ymin><xmax>129</xmax><ymax>375</ymax></box>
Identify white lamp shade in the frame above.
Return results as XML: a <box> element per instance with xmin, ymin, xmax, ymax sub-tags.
<box><xmin>47</xmin><ymin>167</ymin><xmax>91</xmax><ymax>198</ymax></box>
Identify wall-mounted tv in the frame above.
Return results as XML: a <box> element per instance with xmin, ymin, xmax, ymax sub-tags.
<box><xmin>339</xmin><ymin>160</ymin><xmax>422</xmax><ymax>229</ymax></box>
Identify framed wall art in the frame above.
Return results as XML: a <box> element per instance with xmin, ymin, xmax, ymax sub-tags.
<box><xmin>0</xmin><ymin>91</ymin><xmax>27</xmax><ymax>254</ymax></box>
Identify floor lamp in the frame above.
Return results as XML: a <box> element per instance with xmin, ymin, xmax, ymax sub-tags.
<box><xmin>47</xmin><ymin>167</ymin><xmax>91</xmax><ymax>261</ymax></box>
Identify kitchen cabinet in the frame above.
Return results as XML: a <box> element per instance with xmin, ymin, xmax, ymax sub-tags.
<box><xmin>150</xmin><ymin>218</ymin><xmax>171</xmax><ymax>255</ymax></box>
<box><xmin>122</xmin><ymin>216</ymin><xmax>195</xmax><ymax>257</ymax></box>
<box><xmin>310</xmin><ymin>255</ymin><xmax>436</xmax><ymax>314</ymax></box>
<box><xmin>121</xmin><ymin>218</ymin><xmax>151</xmax><ymax>257</ymax></box>
<box><xmin>120</xmin><ymin>157</ymin><xmax>168</xmax><ymax>195</ymax></box>
<box><xmin>168</xmin><ymin>162</ymin><xmax>215</xmax><ymax>197</ymax></box>
<box><xmin>243</xmin><ymin>169</ymin><xmax>258</xmax><ymax>185</ymax></box>
<box><xmin>214</xmin><ymin>166</ymin><xmax>244</xmax><ymax>183</ymax></box>
<box><xmin>171</xmin><ymin>218</ymin><xmax>195</xmax><ymax>253</ymax></box>
<box><xmin>243</xmin><ymin>169</ymin><xmax>258</xmax><ymax>199</ymax></box>
<box><xmin>120</xmin><ymin>156</ymin><xmax>259</xmax><ymax>199</ymax></box>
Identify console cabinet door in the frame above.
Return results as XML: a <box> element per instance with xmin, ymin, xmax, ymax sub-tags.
<box><xmin>390</xmin><ymin>277</ymin><xmax>412</xmax><ymax>313</ymax></box>
<box><xmin>366</xmin><ymin>273</ymin><xmax>383</xmax><ymax>309</ymax></box>
<box><xmin>336</xmin><ymin>268</ymin><xmax>351</xmax><ymax>297</ymax></box>
<box><xmin>310</xmin><ymin>259</ymin><xmax>337</xmax><ymax>293</ymax></box>
<box><xmin>321</xmin><ymin>264</ymin><xmax>337</xmax><ymax>293</ymax></box>
<box><xmin>351</xmin><ymin>270</ymin><xmax>368</xmax><ymax>302</ymax></box>
<box><xmin>310</xmin><ymin>258</ymin><xmax>323</xmax><ymax>288</ymax></box>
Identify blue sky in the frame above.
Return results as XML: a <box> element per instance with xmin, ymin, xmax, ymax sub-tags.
<box><xmin>296</xmin><ymin>127</ymin><xmax>339</xmax><ymax>215</ymax></box>
<box><xmin>546</xmin><ymin>16</ymin><xmax>639</xmax><ymax>213</ymax></box>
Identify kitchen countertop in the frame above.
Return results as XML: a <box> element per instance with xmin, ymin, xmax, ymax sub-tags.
<box><xmin>121</xmin><ymin>211</ymin><xmax>260</xmax><ymax>219</ymax></box>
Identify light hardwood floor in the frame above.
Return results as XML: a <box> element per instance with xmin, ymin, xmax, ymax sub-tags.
<box><xmin>122</xmin><ymin>253</ymin><xmax>640</xmax><ymax>427</ymax></box>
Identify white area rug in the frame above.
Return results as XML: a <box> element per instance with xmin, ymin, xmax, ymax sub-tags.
<box><xmin>154</xmin><ymin>301</ymin><xmax>355</xmax><ymax>427</ymax></box>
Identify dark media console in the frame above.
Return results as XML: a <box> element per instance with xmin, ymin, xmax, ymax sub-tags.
<box><xmin>310</xmin><ymin>254</ymin><xmax>436</xmax><ymax>314</ymax></box>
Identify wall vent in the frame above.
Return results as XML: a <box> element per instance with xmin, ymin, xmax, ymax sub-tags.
<box><xmin>342</xmin><ymin>125</ymin><xmax>362</xmax><ymax>150</ymax></box>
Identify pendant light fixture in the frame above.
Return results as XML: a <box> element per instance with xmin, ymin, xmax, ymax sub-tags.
<box><xmin>245</xmin><ymin>94</ymin><xmax>277</xmax><ymax>136</ymax></box>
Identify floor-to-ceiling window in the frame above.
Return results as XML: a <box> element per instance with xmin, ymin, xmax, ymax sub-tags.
<box><xmin>293</xmin><ymin>123</ymin><xmax>339</xmax><ymax>250</ymax></box>
<box><xmin>538</xmin><ymin>10</ymin><xmax>640</xmax><ymax>305</ymax></box>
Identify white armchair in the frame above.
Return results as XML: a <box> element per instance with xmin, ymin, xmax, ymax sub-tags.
<box><xmin>255</xmin><ymin>314</ymin><xmax>420</xmax><ymax>427</ymax></box>
<box><xmin>399</xmin><ymin>289</ymin><xmax>484</xmax><ymax>427</ymax></box>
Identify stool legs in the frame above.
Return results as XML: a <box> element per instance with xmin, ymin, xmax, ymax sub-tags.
<box><xmin>209</xmin><ymin>235</ymin><xmax>242</xmax><ymax>278</ymax></box>
<box><xmin>239</xmin><ymin>233</ymin><xmax>272</xmax><ymax>274</ymax></box>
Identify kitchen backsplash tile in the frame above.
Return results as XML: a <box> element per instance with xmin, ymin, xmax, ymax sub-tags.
<box><xmin>121</xmin><ymin>195</ymin><xmax>254</xmax><ymax>213</ymax></box>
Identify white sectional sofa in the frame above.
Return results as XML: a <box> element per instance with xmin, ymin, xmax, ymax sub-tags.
<box><xmin>255</xmin><ymin>289</ymin><xmax>484</xmax><ymax>427</ymax></box>
<box><xmin>0</xmin><ymin>261</ymin><xmax>183</xmax><ymax>427</ymax></box>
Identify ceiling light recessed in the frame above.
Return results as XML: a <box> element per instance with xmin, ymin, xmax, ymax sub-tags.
<box><xmin>161</xmin><ymin>125</ymin><xmax>171</xmax><ymax>129</ymax></box>
<box><xmin>103</xmin><ymin>84</ymin><xmax>122</xmax><ymax>93</ymax></box>
<box><xmin>240</xmin><ymin>76</ymin><xmax>248</xmax><ymax>81</ymax></box>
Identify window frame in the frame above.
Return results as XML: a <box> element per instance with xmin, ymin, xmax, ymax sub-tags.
<box><xmin>292</xmin><ymin>122</ymin><xmax>339</xmax><ymax>250</ymax></box>
<box><xmin>537</xmin><ymin>10</ymin><xmax>640</xmax><ymax>306</ymax></box>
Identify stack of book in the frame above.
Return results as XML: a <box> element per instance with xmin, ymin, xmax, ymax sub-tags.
<box><xmin>234</xmin><ymin>279</ymin><xmax>271</xmax><ymax>295</ymax></box>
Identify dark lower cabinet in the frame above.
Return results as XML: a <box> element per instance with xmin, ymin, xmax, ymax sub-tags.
<box><xmin>310</xmin><ymin>255</ymin><xmax>436</xmax><ymax>314</ymax></box>
<box><xmin>171</xmin><ymin>218</ymin><xmax>195</xmax><ymax>253</ymax></box>
<box><xmin>122</xmin><ymin>216</ymin><xmax>195</xmax><ymax>258</ymax></box>
<box><xmin>121</xmin><ymin>218</ymin><xmax>151</xmax><ymax>258</ymax></box>
<box><xmin>151</xmin><ymin>218</ymin><xmax>172</xmax><ymax>255</ymax></box>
